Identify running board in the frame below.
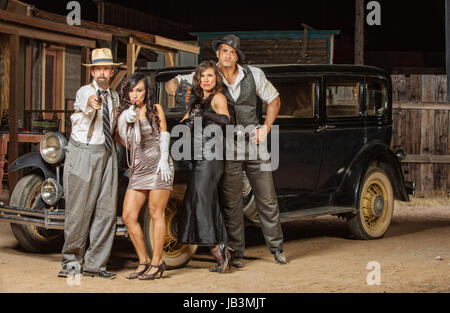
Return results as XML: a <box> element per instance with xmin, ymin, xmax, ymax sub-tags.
<box><xmin>279</xmin><ymin>206</ymin><xmax>355</xmax><ymax>223</ymax></box>
<box><xmin>0</xmin><ymin>204</ymin><xmax>128</xmax><ymax>237</ymax></box>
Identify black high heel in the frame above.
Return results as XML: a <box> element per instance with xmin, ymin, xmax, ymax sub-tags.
<box><xmin>138</xmin><ymin>261</ymin><xmax>167</xmax><ymax>280</ymax></box>
<box><xmin>126</xmin><ymin>260</ymin><xmax>152</xmax><ymax>280</ymax></box>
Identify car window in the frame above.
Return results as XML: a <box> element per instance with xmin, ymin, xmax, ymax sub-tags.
<box><xmin>366</xmin><ymin>80</ymin><xmax>387</xmax><ymax>117</ymax></box>
<box><xmin>325</xmin><ymin>81</ymin><xmax>360</xmax><ymax>117</ymax></box>
<box><xmin>264</xmin><ymin>80</ymin><xmax>316</xmax><ymax>118</ymax></box>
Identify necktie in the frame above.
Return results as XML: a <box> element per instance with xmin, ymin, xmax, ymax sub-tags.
<box><xmin>100</xmin><ymin>90</ymin><xmax>113</xmax><ymax>152</ymax></box>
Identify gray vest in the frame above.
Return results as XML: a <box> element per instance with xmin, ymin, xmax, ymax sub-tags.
<box><xmin>223</xmin><ymin>66</ymin><xmax>259</xmax><ymax>127</ymax></box>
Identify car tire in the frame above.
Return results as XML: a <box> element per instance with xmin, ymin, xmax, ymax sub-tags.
<box><xmin>347</xmin><ymin>167</ymin><xmax>394</xmax><ymax>240</ymax></box>
<box><xmin>142</xmin><ymin>184</ymin><xmax>197</xmax><ymax>269</ymax></box>
<box><xmin>9</xmin><ymin>174</ymin><xmax>64</xmax><ymax>252</ymax></box>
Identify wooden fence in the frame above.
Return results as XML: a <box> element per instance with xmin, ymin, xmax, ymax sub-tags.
<box><xmin>391</xmin><ymin>74</ymin><xmax>450</xmax><ymax>195</ymax></box>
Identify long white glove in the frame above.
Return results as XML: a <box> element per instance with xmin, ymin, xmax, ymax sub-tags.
<box><xmin>125</xmin><ymin>105</ymin><xmax>141</xmax><ymax>144</ymax></box>
<box><xmin>156</xmin><ymin>131</ymin><xmax>172</xmax><ymax>182</ymax></box>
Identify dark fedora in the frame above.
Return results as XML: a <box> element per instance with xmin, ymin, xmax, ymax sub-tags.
<box><xmin>211</xmin><ymin>34</ymin><xmax>246</xmax><ymax>61</ymax></box>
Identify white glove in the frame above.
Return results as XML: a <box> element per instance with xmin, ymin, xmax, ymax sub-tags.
<box><xmin>125</xmin><ymin>105</ymin><xmax>141</xmax><ymax>144</ymax></box>
<box><xmin>125</xmin><ymin>105</ymin><xmax>139</xmax><ymax>123</ymax></box>
<box><xmin>156</xmin><ymin>131</ymin><xmax>172</xmax><ymax>182</ymax></box>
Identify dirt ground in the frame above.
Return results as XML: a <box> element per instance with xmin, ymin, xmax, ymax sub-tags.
<box><xmin>1</xmin><ymin>196</ymin><xmax>450</xmax><ymax>293</ymax></box>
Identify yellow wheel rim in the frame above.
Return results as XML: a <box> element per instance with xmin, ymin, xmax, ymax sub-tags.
<box><xmin>361</xmin><ymin>179</ymin><xmax>388</xmax><ymax>230</ymax></box>
<box><xmin>160</xmin><ymin>195</ymin><xmax>188</xmax><ymax>258</ymax></box>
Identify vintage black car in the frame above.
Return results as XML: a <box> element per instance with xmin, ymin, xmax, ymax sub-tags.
<box><xmin>0</xmin><ymin>64</ymin><xmax>414</xmax><ymax>268</ymax></box>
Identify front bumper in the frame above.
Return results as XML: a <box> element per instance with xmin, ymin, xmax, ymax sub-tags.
<box><xmin>0</xmin><ymin>204</ymin><xmax>128</xmax><ymax>237</ymax></box>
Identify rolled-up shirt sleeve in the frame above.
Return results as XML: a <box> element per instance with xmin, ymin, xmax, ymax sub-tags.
<box><xmin>74</xmin><ymin>85</ymin><xmax>96</xmax><ymax>117</ymax></box>
<box><xmin>175</xmin><ymin>72</ymin><xmax>195</xmax><ymax>84</ymax></box>
<box><xmin>250</xmin><ymin>67</ymin><xmax>279</xmax><ymax>104</ymax></box>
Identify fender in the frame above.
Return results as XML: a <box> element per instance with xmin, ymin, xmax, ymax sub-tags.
<box><xmin>9</xmin><ymin>152</ymin><xmax>56</xmax><ymax>180</ymax></box>
<box><xmin>332</xmin><ymin>141</ymin><xmax>409</xmax><ymax>207</ymax></box>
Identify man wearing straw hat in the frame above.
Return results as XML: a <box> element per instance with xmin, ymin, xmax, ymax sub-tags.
<box><xmin>58</xmin><ymin>48</ymin><xmax>122</xmax><ymax>279</ymax></box>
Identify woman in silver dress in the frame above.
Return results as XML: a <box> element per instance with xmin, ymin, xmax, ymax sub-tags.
<box><xmin>117</xmin><ymin>73</ymin><xmax>174</xmax><ymax>280</ymax></box>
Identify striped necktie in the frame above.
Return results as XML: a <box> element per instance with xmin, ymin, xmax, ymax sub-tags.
<box><xmin>100</xmin><ymin>90</ymin><xmax>113</xmax><ymax>152</ymax></box>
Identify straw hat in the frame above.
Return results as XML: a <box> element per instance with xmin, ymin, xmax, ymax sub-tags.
<box><xmin>82</xmin><ymin>48</ymin><xmax>123</xmax><ymax>67</ymax></box>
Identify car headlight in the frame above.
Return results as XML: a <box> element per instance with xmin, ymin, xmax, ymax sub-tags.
<box><xmin>41</xmin><ymin>178</ymin><xmax>64</xmax><ymax>205</ymax></box>
<box><xmin>40</xmin><ymin>132</ymin><xmax>67</xmax><ymax>164</ymax></box>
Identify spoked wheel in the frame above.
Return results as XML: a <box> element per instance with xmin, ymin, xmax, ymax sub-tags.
<box><xmin>143</xmin><ymin>185</ymin><xmax>197</xmax><ymax>269</ymax></box>
<box><xmin>10</xmin><ymin>174</ymin><xmax>63</xmax><ymax>252</ymax></box>
<box><xmin>347</xmin><ymin>167</ymin><xmax>394</xmax><ymax>240</ymax></box>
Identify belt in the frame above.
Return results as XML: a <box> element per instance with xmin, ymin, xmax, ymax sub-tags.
<box><xmin>69</xmin><ymin>137</ymin><xmax>109</xmax><ymax>151</ymax></box>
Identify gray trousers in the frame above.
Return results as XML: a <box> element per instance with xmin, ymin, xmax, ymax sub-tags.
<box><xmin>61</xmin><ymin>139</ymin><xmax>118</xmax><ymax>272</ymax></box>
<box><xmin>221</xmin><ymin>158</ymin><xmax>283</xmax><ymax>258</ymax></box>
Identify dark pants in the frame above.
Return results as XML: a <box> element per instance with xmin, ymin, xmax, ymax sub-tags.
<box><xmin>220</xmin><ymin>158</ymin><xmax>283</xmax><ymax>258</ymax></box>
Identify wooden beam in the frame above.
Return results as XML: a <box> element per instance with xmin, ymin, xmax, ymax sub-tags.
<box><xmin>164</xmin><ymin>52</ymin><xmax>176</xmax><ymax>67</ymax></box>
<box><xmin>111</xmin><ymin>70</ymin><xmax>127</xmax><ymax>90</ymax></box>
<box><xmin>24</xmin><ymin>39</ymin><xmax>33</xmax><ymax>130</ymax></box>
<box><xmin>154</xmin><ymin>35</ymin><xmax>200</xmax><ymax>54</ymax></box>
<box><xmin>127</xmin><ymin>43</ymin><xmax>136</xmax><ymax>77</ymax></box>
<box><xmin>81</xmin><ymin>47</ymin><xmax>90</xmax><ymax>86</ymax></box>
<box><xmin>402</xmin><ymin>154</ymin><xmax>450</xmax><ymax>164</ymax></box>
<box><xmin>354</xmin><ymin>0</ymin><xmax>364</xmax><ymax>64</ymax></box>
<box><xmin>8</xmin><ymin>33</ymin><xmax>19</xmax><ymax>192</ymax></box>
<box><xmin>130</xmin><ymin>37</ymin><xmax>177</xmax><ymax>54</ymax></box>
<box><xmin>0</xmin><ymin>9</ymin><xmax>112</xmax><ymax>41</ymax></box>
<box><xmin>0</xmin><ymin>21</ymin><xmax>96</xmax><ymax>48</ymax></box>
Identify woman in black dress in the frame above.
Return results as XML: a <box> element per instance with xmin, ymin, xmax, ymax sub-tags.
<box><xmin>177</xmin><ymin>60</ymin><xmax>232</xmax><ymax>273</ymax></box>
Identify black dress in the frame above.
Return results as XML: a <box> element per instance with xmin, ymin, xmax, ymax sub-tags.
<box><xmin>177</xmin><ymin>98</ymin><xmax>228</xmax><ymax>246</ymax></box>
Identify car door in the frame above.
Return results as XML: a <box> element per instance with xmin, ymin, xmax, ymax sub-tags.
<box><xmin>262</xmin><ymin>75</ymin><xmax>322</xmax><ymax>196</ymax></box>
<box><xmin>316</xmin><ymin>75</ymin><xmax>366</xmax><ymax>192</ymax></box>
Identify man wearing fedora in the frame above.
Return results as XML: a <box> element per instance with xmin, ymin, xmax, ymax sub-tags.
<box><xmin>58</xmin><ymin>48</ymin><xmax>121</xmax><ymax>279</ymax></box>
<box><xmin>166</xmin><ymin>34</ymin><xmax>286</xmax><ymax>267</ymax></box>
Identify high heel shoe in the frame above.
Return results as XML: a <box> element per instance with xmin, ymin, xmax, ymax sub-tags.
<box><xmin>138</xmin><ymin>261</ymin><xmax>167</xmax><ymax>280</ymax></box>
<box><xmin>126</xmin><ymin>260</ymin><xmax>152</xmax><ymax>280</ymax></box>
<box><xmin>217</xmin><ymin>243</ymin><xmax>231</xmax><ymax>274</ymax></box>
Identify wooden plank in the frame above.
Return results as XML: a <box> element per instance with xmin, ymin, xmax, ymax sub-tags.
<box><xmin>437</xmin><ymin>75</ymin><xmax>447</xmax><ymax>102</ymax></box>
<box><xmin>406</xmin><ymin>75</ymin><xmax>422</xmax><ymax>102</ymax></box>
<box><xmin>433</xmin><ymin>164</ymin><xmax>447</xmax><ymax>192</ymax></box>
<box><xmin>408</xmin><ymin>109</ymin><xmax>421</xmax><ymax>154</ymax></box>
<box><xmin>0</xmin><ymin>21</ymin><xmax>96</xmax><ymax>48</ymax></box>
<box><xmin>421</xmin><ymin>109</ymin><xmax>435</xmax><ymax>155</ymax></box>
<box><xmin>402</xmin><ymin>154</ymin><xmax>450</xmax><ymax>164</ymax></box>
<box><xmin>420</xmin><ymin>164</ymin><xmax>434</xmax><ymax>193</ymax></box>
<box><xmin>8</xmin><ymin>34</ymin><xmax>19</xmax><ymax>192</ymax></box>
<box><xmin>393</xmin><ymin>102</ymin><xmax>450</xmax><ymax>110</ymax></box>
<box><xmin>422</xmin><ymin>74</ymin><xmax>437</xmax><ymax>102</ymax></box>
<box><xmin>391</xmin><ymin>75</ymin><xmax>406</xmax><ymax>102</ymax></box>
<box><xmin>154</xmin><ymin>35</ymin><xmax>200</xmax><ymax>54</ymax></box>
<box><xmin>0</xmin><ymin>9</ymin><xmax>112</xmax><ymax>41</ymax></box>
<box><xmin>435</xmin><ymin>109</ymin><xmax>449</xmax><ymax>155</ymax></box>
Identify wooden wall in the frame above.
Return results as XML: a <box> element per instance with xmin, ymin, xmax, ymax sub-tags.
<box><xmin>391</xmin><ymin>74</ymin><xmax>450</xmax><ymax>195</ymax></box>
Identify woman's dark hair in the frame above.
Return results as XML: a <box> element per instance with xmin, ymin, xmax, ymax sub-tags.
<box><xmin>191</xmin><ymin>60</ymin><xmax>223</xmax><ymax>111</ymax></box>
<box><xmin>118</xmin><ymin>72</ymin><xmax>159</xmax><ymax>131</ymax></box>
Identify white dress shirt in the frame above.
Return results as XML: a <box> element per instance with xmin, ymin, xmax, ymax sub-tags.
<box><xmin>176</xmin><ymin>64</ymin><xmax>279</xmax><ymax>104</ymax></box>
<box><xmin>70</xmin><ymin>80</ymin><xmax>115</xmax><ymax>144</ymax></box>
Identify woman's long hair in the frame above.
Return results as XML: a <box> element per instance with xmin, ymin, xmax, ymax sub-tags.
<box><xmin>190</xmin><ymin>60</ymin><xmax>223</xmax><ymax>111</ymax></box>
<box><xmin>118</xmin><ymin>72</ymin><xmax>159</xmax><ymax>131</ymax></box>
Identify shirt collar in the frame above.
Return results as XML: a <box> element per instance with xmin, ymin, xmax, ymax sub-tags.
<box><xmin>93</xmin><ymin>80</ymin><xmax>111</xmax><ymax>95</ymax></box>
<box><xmin>220</xmin><ymin>64</ymin><xmax>246</xmax><ymax>87</ymax></box>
